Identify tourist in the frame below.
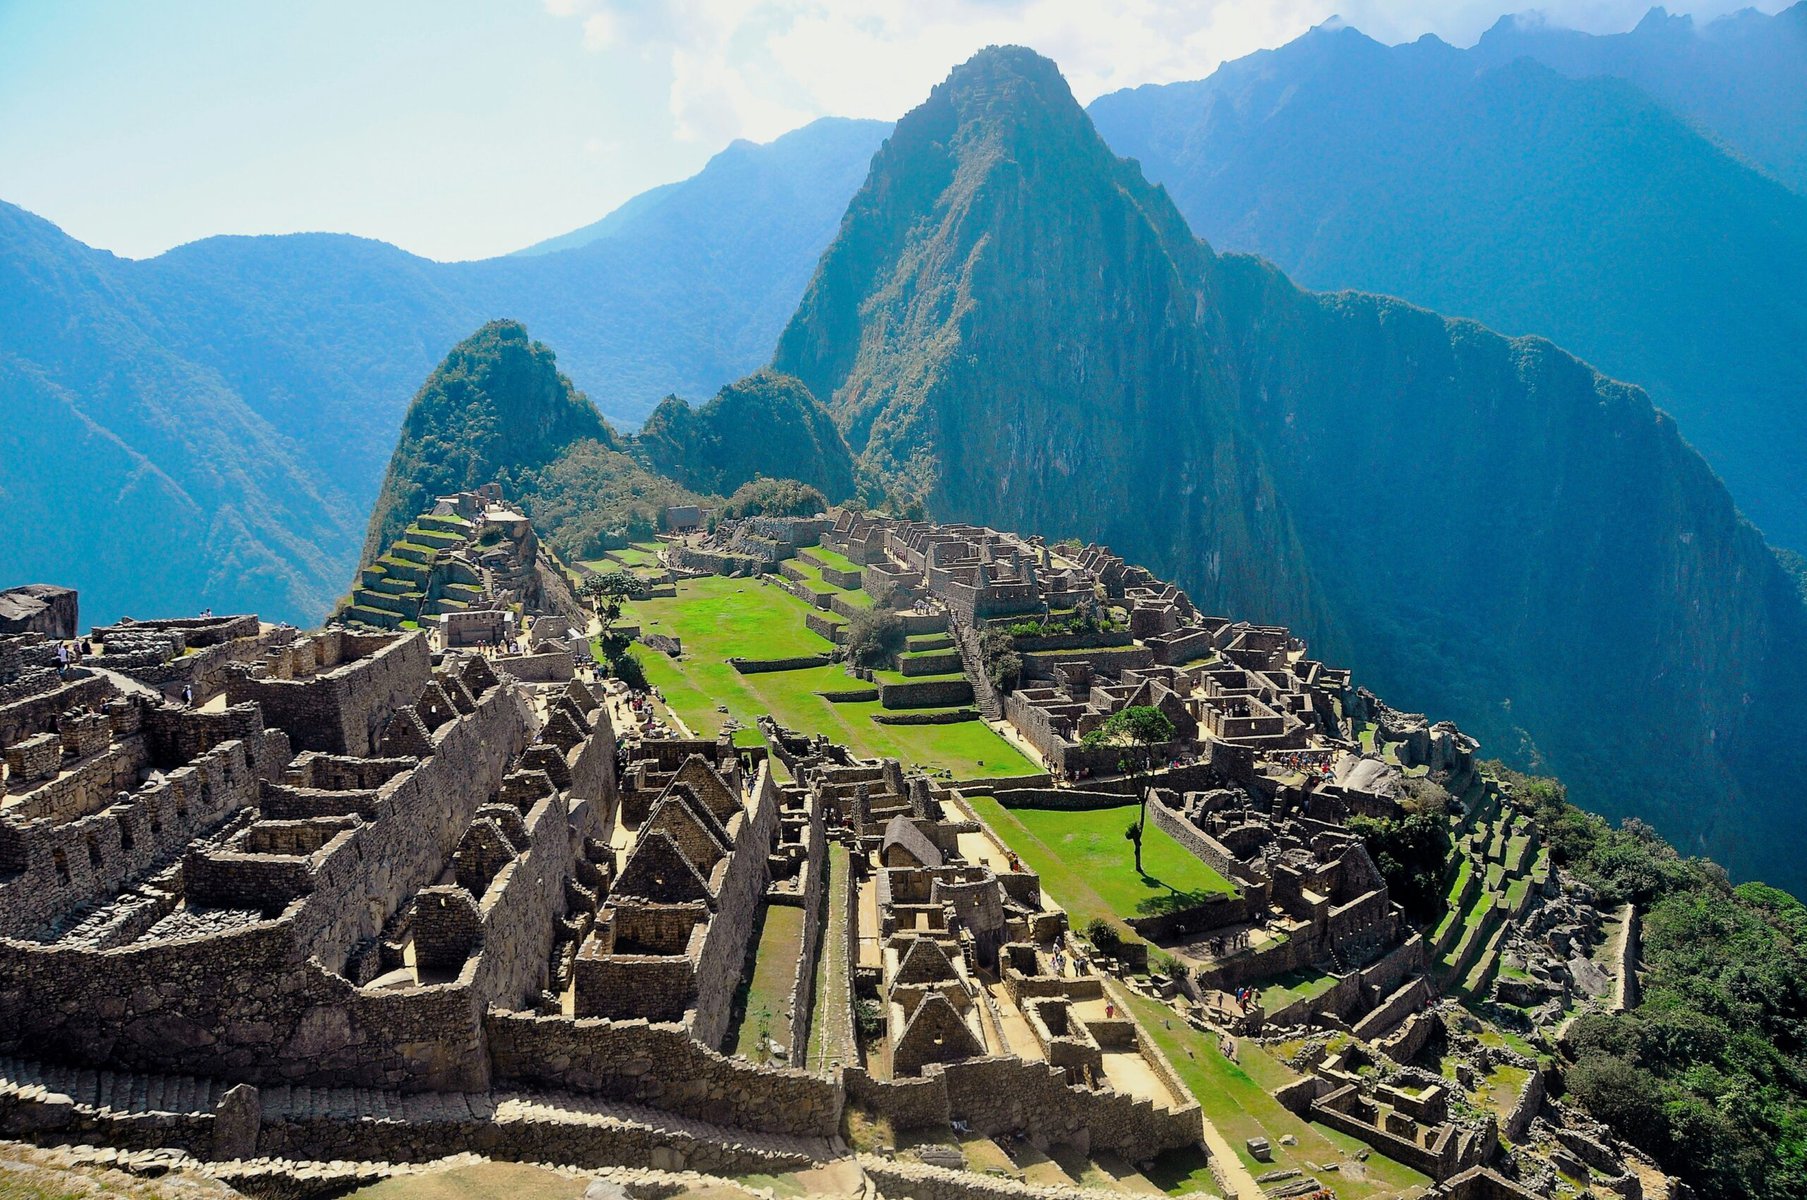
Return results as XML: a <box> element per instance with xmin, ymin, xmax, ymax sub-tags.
<box><xmin>181</xmin><ymin>683</ymin><xmax>194</xmax><ymax>707</ymax></box>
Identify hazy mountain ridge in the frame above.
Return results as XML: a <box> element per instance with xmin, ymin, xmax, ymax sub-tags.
<box><xmin>1471</xmin><ymin>2</ymin><xmax>1807</xmax><ymax>192</ymax></box>
<box><xmin>1088</xmin><ymin>15</ymin><xmax>1807</xmax><ymax>552</ymax></box>
<box><xmin>0</xmin><ymin>117</ymin><xmax>887</xmax><ymax>625</ymax></box>
<box><xmin>775</xmin><ymin>44</ymin><xmax>1807</xmax><ymax>890</ymax></box>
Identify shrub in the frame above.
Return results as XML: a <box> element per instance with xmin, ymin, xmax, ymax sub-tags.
<box><xmin>845</xmin><ymin>609</ymin><xmax>906</xmax><ymax>669</ymax></box>
<box><xmin>1086</xmin><ymin>917</ymin><xmax>1122</xmax><ymax>954</ymax></box>
<box><xmin>978</xmin><ymin>628</ymin><xmax>1021</xmax><ymax>691</ymax></box>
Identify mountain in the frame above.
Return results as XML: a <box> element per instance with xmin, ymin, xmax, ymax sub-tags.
<box><xmin>774</xmin><ymin>50</ymin><xmax>1325</xmax><ymax>630</ymax></box>
<box><xmin>0</xmin><ymin>117</ymin><xmax>887</xmax><ymax>627</ymax></box>
<box><xmin>362</xmin><ymin>320</ymin><xmax>698</xmax><ymax>568</ymax></box>
<box><xmin>1471</xmin><ymin>3</ymin><xmax>1807</xmax><ymax>194</ymax></box>
<box><xmin>360</xmin><ymin>320</ymin><xmax>617</xmax><ymax>560</ymax></box>
<box><xmin>633</xmin><ymin>369</ymin><xmax>856</xmax><ymax>501</ymax></box>
<box><xmin>774</xmin><ymin>45</ymin><xmax>1807</xmax><ymax>892</ymax></box>
<box><xmin>1087</xmin><ymin>19</ymin><xmax>1807</xmax><ymax>553</ymax></box>
<box><xmin>513</xmin><ymin>118</ymin><xmax>889</xmax><ymax>258</ymax></box>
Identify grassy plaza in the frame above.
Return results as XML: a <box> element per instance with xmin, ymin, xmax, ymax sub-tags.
<box><xmin>619</xmin><ymin>575</ymin><xmax>1034</xmax><ymax>780</ymax></box>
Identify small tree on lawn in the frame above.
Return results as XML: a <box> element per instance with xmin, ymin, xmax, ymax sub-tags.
<box><xmin>582</xmin><ymin>570</ymin><xmax>648</xmax><ymax>684</ymax></box>
<box><xmin>1082</xmin><ymin>704</ymin><xmax>1175</xmax><ymax>873</ymax></box>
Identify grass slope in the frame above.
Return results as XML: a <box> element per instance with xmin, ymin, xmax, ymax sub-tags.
<box><xmin>626</xmin><ymin>576</ymin><xmax>1031</xmax><ymax>779</ymax></box>
<box><xmin>965</xmin><ymin>797</ymin><xmax>1234</xmax><ymax>931</ymax></box>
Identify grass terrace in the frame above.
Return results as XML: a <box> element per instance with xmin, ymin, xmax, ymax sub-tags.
<box><xmin>621</xmin><ymin>576</ymin><xmax>1032</xmax><ymax>780</ymax></box>
<box><xmin>729</xmin><ymin>903</ymin><xmax>807</xmax><ymax>1060</ymax></box>
<box><xmin>1121</xmin><ymin>992</ymin><xmax>1429</xmax><ymax>1196</ymax></box>
<box><xmin>965</xmin><ymin>797</ymin><xmax>1235</xmax><ymax>932</ymax></box>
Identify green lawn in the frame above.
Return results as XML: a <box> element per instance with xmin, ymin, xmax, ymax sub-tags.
<box><xmin>1121</xmin><ymin>992</ymin><xmax>1430</xmax><ymax>1197</ymax></box>
<box><xmin>623</xmin><ymin>577</ymin><xmax>1032</xmax><ymax>780</ymax></box>
<box><xmin>730</xmin><ymin>904</ymin><xmax>808</xmax><ymax>1060</ymax></box>
<box><xmin>801</xmin><ymin>544</ymin><xmax>861</xmax><ymax>575</ymax></box>
<box><xmin>1259</xmin><ymin>967</ymin><xmax>1340</xmax><ymax>1014</ymax></box>
<box><xmin>966</xmin><ymin>797</ymin><xmax>1235</xmax><ymax>930</ymax></box>
<box><xmin>807</xmin><ymin>844</ymin><xmax>855</xmax><ymax>1072</ymax></box>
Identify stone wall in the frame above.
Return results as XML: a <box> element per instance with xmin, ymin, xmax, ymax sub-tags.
<box><xmin>0</xmin><ymin>674</ymin><xmax>112</xmax><ymax>752</ymax></box>
<box><xmin>493</xmin><ymin>652</ymin><xmax>575</xmax><ymax>684</ymax></box>
<box><xmin>484</xmin><ymin>1012</ymin><xmax>841</xmax><ymax>1137</ymax></box>
<box><xmin>0</xmin><ymin>735</ymin><xmax>272</xmax><ymax>938</ymax></box>
<box><xmin>729</xmin><ymin>655</ymin><xmax>835</xmax><ymax>674</ymax></box>
<box><xmin>932</xmin><ymin>1056</ymin><xmax>1201</xmax><ymax>1162</ymax></box>
<box><xmin>877</xmin><ymin>678</ymin><xmax>975</xmax><ymax>710</ymax></box>
<box><xmin>689</xmin><ymin>765</ymin><xmax>779</xmax><ymax>1048</ymax></box>
<box><xmin>784</xmin><ymin>793</ymin><xmax>829</xmax><ymax>1057</ymax></box>
<box><xmin>228</xmin><ymin>634</ymin><xmax>430</xmax><ymax>756</ymax></box>
<box><xmin>1147</xmin><ymin>801</ymin><xmax>1254</xmax><ymax>885</ymax></box>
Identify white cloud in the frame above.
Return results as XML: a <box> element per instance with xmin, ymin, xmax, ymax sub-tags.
<box><xmin>582</xmin><ymin>11</ymin><xmax>618</xmax><ymax>50</ymax></box>
<box><xmin>545</xmin><ymin>0</ymin><xmax>1778</xmax><ymax>147</ymax></box>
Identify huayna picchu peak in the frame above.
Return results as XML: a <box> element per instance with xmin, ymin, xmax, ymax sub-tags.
<box><xmin>5</xmin><ymin>13</ymin><xmax>1807</xmax><ymax>1200</ymax></box>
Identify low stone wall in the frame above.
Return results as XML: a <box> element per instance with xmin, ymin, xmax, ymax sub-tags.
<box><xmin>804</xmin><ymin>612</ymin><xmax>845</xmax><ymax>644</ymax></box>
<box><xmin>899</xmin><ymin>651</ymin><xmax>964</xmax><ymax>677</ymax></box>
<box><xmin>933</xmin><ymin>1055</ymin><xmax>1201</xmax><ymax>1162</ymax></box>
<box><xmin>870</xmin><ymin>710</ymin><xmax>980</xmax><ymax>726</ymax></box>
<box><xmin>1351</xmin><ymin>977</ymin><xmax>1429</xmax><ymax>1042</ymax></box>
<box><xmin>730</xmin><ymin>655</ymin><xmax>834</xmax><ymax>674</ymax></box>
<box><xmin>1616</xmin><ymin>904</ymin><xmax>1641</xmax><ymax>1011</ymax></box>
<box><xmin>494</xmin><ymin>652</ymin><xmax>575</xmax><ymax>683</ymax></box>
<box><xmin>1502</xmin><ymin>1067</ymin><xmax>1545</xmax><ymax>1143</ymax></box>
<box><xmin>860</xmin><ymin>1156</ymin><xmax>1215</xmax><ymax>1200</ymax></box>
<box><xmin>1126</xmin><ymin>889</ymin><xmax>1261</xmax><ymax>942</ymax></box>
<box><xmin>484</xmin><ymin>1012</ymin><xmax>840</xmax><ymax>1138</ymax></box>
<box><xmin>843</xmin><ymin>1067</ymin><xmax>951</xmax><ymax>1132</ymax></box>
<box><xmin>1006</xmin><ymin>630</ymin><xmax>1135</xmax><ymax>653</ymax></box>
<box><xmin>877</xmin><ymin>678</ymin><xmax>974</xmax><ymax>710</ymax></box>
<box><xmin>1148</xmin><ymin>801</ymin><xmax>1251</xmax><ymax>885</ymax></box>
<box><xmin>994</xmin><ymin>789</ymin><xmax>1134</xmax><ymax>811</ymax></box>
<box><xmin>1018</xmin><ymin>646</ymin><xmax>1153</xmax><ymax>681</ymax></box>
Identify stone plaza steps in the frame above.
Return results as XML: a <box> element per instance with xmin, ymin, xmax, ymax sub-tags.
<box><xmin>0</xmin><ymin>1056</ymin><xmax>228</xmax><ymax>1115</ymax></box>
<box><xmin>0</xmin><ymin>1055</ymin><xmax>830</xmax><ymax>1175</ymax></box>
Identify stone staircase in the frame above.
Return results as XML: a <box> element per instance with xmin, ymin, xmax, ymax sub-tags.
<box><xmin>0</xmin><ymin>1056</ymin><xmax>832</xmax><ymax>1176</ymax></box>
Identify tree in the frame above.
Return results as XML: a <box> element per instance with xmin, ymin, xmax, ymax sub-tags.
<box><xmin>1082</xmin><ymin>705</ymin><xmax>1176</xmax><ymax>872</ymax></box>
<box><xmin>582</xmin><ymin>570</ymin><xmax>649</xmax><ymax>686</ymax></box>
<box><xmin>844</xmin><ymin>608</ymin><xmax>906</xmax><ymax>669</ymax></box>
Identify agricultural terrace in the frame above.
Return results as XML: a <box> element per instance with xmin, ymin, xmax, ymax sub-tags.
<box><xmin>963</xmin><ymin>797</ymin><xmax>1235</xmax><ymax>934</ymax></box>
<box><xmin>1122</xmin><ymin>992</ymin><xmax>1431</xmax><ymax>1197</ymax></box>
<box><xmin>616</xmin><ymin>575</ymin><xmax>1034</xmax><ymax>780</ymax></box>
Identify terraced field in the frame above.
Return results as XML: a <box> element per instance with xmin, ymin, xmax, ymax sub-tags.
<box><xmin>620</xmin><ymin>576</ymin><xmax>1031</xmax><ymax>780</ymax></box>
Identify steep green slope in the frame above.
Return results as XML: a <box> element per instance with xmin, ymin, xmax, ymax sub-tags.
<box><xmin>774</xmin><ymin>47</ymin><xmax>1326</xmax><ymax>631</ymax></box>
<box><xmin>633</xmin><ymin>369</ymin><xmax>855</xmax><ymax>502</ymax></box>
<box><xmin>1087</xmin><ymin>23</ymin><xmax>1807</xmax><ymax>552</ymax></box>
<box><xmin>774</xmin><ymin>44</ymin><xmax>1807</xmax><ymax>891</ymax></box>
<box><xmin>361</xmin><ymin>320</ymin><xmax>699</xmax><ymax>568</ymax></box>
<box><xmin>0</xmin><ymin>204</ymin><xmax>359</xmax><ymax>624</ymax></box>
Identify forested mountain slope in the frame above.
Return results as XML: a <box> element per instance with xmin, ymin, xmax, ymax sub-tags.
<box><xmin>1088</xmin><ymin>19</ymin><xmax>1807</xmax><ymax>551</ymax></box>
<box><xmin>774</xmin><ymin>44</ymin><xmax>1807</xmax><ymax>891</ymax></box>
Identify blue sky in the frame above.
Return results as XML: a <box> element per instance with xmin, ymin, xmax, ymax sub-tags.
<box><xmin>0</xmin><ymin>0</ymin><xmax>1786</xmax><ymax>262</ymax></box>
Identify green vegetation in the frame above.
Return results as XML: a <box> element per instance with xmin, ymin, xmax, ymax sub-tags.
<box><xmin>362</xmin><ymin>320</ymin><xmax>707</xmax><ymax>566</ymax></box>
<box><xmin>1120</xmin><ymin>991</ymin><xmax>1428</xmax><ymax>1195</ymax></box>
<box><xmin>729</xmin><ymin>904</ymin><xmax>807</xmax><ymax>1060</ymax></box>
<box><xmin>1348</xmin><ymin>808</ymin><xmax>1452</xmax><ymax>921</ymax></box>
<box><xmin>967</xmin><ymin>797</ymin><xmax>1234</xmax><ymax>930</ymax></box>
<box><xmin>1081</xmin><ymin>705</ymin><xmax>1177</xmax><ymax>873</ymax></box>
<box><xmin>1491</xmin><ymin>766</ymin><xmax>1807</xmax><ymax>1200</ymax></box>
<box><xmin>843</xmin><ymin>608</ymin><xmax>906</xmax><ymax>668</ymax></box>
<box><xmin>721</xmin><ymin>477</ymin><xmax>829</xmax><ymax>519</ymax></box>
<box><xmin>623</xmin><ymin>577</ymin><xmax>1030</xmax><ymax>779</ymax></box>
<box><xmin>634</xmin><ymin>369</ymin><xmax>855</xmax><ymax>502</ymax></box>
